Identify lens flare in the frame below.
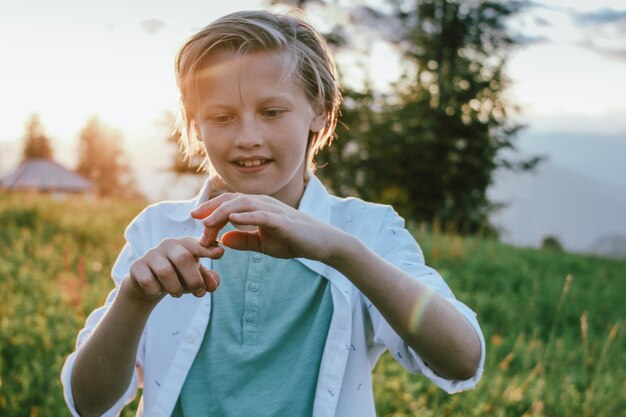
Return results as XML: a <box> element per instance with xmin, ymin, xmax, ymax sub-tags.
<box><xmin>408</xmin><ymin>288</ymin><xmax>436</xmax><ymax>333</ymax></box>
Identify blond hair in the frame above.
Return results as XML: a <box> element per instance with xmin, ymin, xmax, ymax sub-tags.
<box><xmin>175</xmin><ymin>10</ymin><xmax>342</xmax><ymax>173</ymax></box>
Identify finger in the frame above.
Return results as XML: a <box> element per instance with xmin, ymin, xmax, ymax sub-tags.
<box><xmin>167</xmin><ymin>247</ymin><xmax>210</xmax><ymax>297</ymax></box>
<box><xmin>129</xmin><ymin>262</ymin><xmax>164</xmax><ymax>299</ymax></box>
<box><xmin>190</xmin><ymin>202</ymin><xmax>218</xmax><ymax>220</ymax></box>
<box><xmin>191</xmin><ymin>192</ymin><xmax>239</xmax><ymax>220</ymax></box>
<box><xmin>229</xmin><ymin>210</ymin><xmax>283</xmax><ymax>232</ymax></box>
<box><xmin>199</xmin><ymin>264</ymin><xmax>221</xmax><ymax>292</ymax></box>
<box><xmin>180</xmin><ymin>236</ymin><xmax>225</xmax><ymax>257</ymax></box>
<box><xmin>221</xmin><ymin>230</ymin><xmax>263</xmax><ymax>252</ymax></box>
<box><xmin>203</xmin><ymin>194</ymin><xmax>280</xmax><ymax>228</ymax></box>
<box><xmin>199</xmin><ymin>218</ymin><xmax>229</xmax><ymax>248</ymax></box>
<box><xmin>149</xmin><ymin>258</ymin><xmax>185</xmax><ymax>297</ymax></box>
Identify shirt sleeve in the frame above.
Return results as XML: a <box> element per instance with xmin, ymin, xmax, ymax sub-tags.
<box><xmin>365</xmin><ymin>206</ymin><xmax>485</xmax><ymax>394</ymax></box>
<box><xmin>60</xmin><ymin>210</ymin><xmax>151</xmax><ymax>416</ymax></box>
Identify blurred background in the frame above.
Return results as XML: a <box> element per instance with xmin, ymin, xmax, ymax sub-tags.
<box><xmin>1</xmin><ymin>0</ymin><xmax>625</xmax><ymax>256</ymax></box>
<box><xmin>1</xmin><ymin>1</ymin><xmax>625</xmax><ymax>416</ymax></box>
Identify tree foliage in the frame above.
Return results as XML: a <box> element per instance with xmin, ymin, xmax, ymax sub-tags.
<box><xmin>379</xmin><ymin>0</ymin><xmax>540</xmax><ymax>231</ymax></box>
<box><xmin>76</xmin><ymin>116</ymin><xmax>140</xmax><ymax>198</ymax></box>
<box><xmin>274</xmin><ymin>0</ymin><xmax>540</xmax><ymax>232</ymax></box>
<box><xmin>21</xmin><ymin>114</ymin><xmax>53</xmax><ymax>161</ymax></box>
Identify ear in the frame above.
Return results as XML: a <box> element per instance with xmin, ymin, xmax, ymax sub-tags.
<box><xmin>310</xmin><ymin>113</ymin><xmax>327</xmax><ymax>133</ymax></box>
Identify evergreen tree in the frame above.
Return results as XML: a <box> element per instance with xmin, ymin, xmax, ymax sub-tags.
<box><xmin>21</xmin><ymin>114</ymin><xmax>53</xmax><ymax>161</ymax></box>
<box><xmin>377</xmin><ymin>0</ymin><xmax>539</xmax><ymax>231</ymax></box>
<box><xmin>76</xmin><ymin>116</ymin><xmax>140</xmax><ymax>198</ymax></box>
<box><xmin>275</xmin><ymin>0</ymin><xmax>539</xmax><ymax>232</ymax></box>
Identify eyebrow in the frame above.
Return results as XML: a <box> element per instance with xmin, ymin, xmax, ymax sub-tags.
<box><xmin>257</xmin><ymin>94</ymin><xmax>294</xmax><ymax>106</ymax></box>
<box><xmin>198</xmin><ymin>93</ymin><xmax>295</xmax><ymax>112</ymax></box>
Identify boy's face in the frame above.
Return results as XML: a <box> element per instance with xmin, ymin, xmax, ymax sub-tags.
<box><xmin>194</xmin><ymin>50</ymin><xmax>325</xmax><ymax>208</ymax></box>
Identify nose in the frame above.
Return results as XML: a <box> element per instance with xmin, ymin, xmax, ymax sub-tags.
<box><xmin>235</xmin><ymin>117</ymin><xmax>263</xmax><ymax>149</ymax></box>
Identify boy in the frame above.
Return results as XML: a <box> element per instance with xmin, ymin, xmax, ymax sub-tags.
<box><xmin>62</xmin><ymin>10</ymin><xmax>484</xmax><ymax>417</ymax></box>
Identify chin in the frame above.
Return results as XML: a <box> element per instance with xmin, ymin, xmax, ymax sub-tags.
<box><xmin>230</xmin><ymin>182</ymin><xmax>275</xmax><ymax>196</ymax></box>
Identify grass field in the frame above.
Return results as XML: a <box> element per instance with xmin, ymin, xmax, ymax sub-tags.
<box><xmin>1</xmin><ymin>194</ymin><xmax>624</xmax><ymax>416</ymax></box>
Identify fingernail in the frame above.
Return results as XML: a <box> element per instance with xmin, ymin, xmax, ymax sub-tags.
<box><xmin>173</xmin><ymin>292</ymin><xmax>183</xmax><ymax>298</ymax></box>
<box><xmin>194</xmin><ymin>289</ymin><xmax>206</xmax><ymax>297</ymax></box>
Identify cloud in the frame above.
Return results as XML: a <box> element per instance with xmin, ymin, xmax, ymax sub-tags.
<box><xmin>574</xmin><ymin>8</ymin><xmax>626</xmax><ymax>25</ymax></box>
<box><xmin>577</xmin><ymin>40</ymin><xmax>626</xmax><ymax>61</ymax></box>
<box><xmin>571</xmin><ymin>8</ymin><xmax>626</xmax><ymax>61</ymax></box>
<box><xmin>140</xmin><ymin>19</ymin><xmax>165</xmax><ymax>36</ymax></box>
<box><xmin>533</xmin><ymin>15</ymin><xmax>551</xmax><ymax>27</ymax></box>
<box><xmin>506</xmin><ymin>6</ymin><xmax>559</xmax><ymax>48</ymax></box>
<box><xmin>519</xmin><ymin>3</ymin><xmax>626</xmax><ymax>61</ymax></box>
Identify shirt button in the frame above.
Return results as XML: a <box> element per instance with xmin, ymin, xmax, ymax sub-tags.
<box><xmin>245</xmin><ymin>313</ymin><xmax>255</xmax><ymax>322</ymax></box>
<box><xmin>248</xmin><ymin>282</ymin><xmax>259</xmax><ymax>292</ymax></box>
<box><xmin>184</xmin><ymin>332</ymin><xmax>196</xmax><ymax>343</ymax></box>
<box><xmin>253</xmin><ymin>254</ymin><xmax>262</xmax><ymax>263</ymax></box>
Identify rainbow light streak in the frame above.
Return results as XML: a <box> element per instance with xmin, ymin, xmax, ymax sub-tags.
<box><xmin>408</xmin><ymin>288</ymin><xmax>436</xmax><ymax>333</ymax></box>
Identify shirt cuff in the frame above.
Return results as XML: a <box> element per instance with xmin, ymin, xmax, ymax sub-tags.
<box><xmin>406</xmin><ymin>298</ymin><xmax>485</xmax><ymax>393</ymax></box>
<box><xmin>378</xmin><ymin>296</ymin><xmax>485</xmax><ymax>394</ymax></box>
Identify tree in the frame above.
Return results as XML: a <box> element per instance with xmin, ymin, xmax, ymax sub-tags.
<box><xmin>76</xmin><ymin>116</ymin><xmax>140</xmax><ymax>198</ymax></box>
<box><xmin>541</xmin><ymin>235</ymin><xmax>563</xmax><ymax>252</ymax></box>
<box><xmin>21</xmin><ymin>114</ymin><xmax>53</xmax><ymax>161</ymax></box>
<box><xmin>376</xmin><ymin>0</ymin><xmax>539</xmax><ymax>231</ymax></box>
<box><xmin>272</xmin><ymin>0</ymin><xmax>540</xmax><ymax>232</ymax></box>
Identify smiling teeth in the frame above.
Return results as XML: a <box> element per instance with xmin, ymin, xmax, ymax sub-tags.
<box><xmin>238</xmin><ymin>160</ymin><xmax>266</xmax><ymax>167</ymax></box>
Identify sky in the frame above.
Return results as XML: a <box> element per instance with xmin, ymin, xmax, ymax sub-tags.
<box><xmin>506</xmin><ymin>0</ymin><xmax>626</xmax><ymax>132</ymax></box>
<box><xmin>0</xmin><ymin>0</ymin><xmax>263</xmax><ymax>143</ymax></box>
<box><xmin>1</xmin><ymin>0</ymin><xmax>625</xmax><ymax>251</ymax></box>
<box><xmin>1</xmin><ymin>0</ymin><xmax>625</xmax><ymax>144</ymax></box>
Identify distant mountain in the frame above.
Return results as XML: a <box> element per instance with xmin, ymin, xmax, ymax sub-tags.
<box><xmin>588</xmin><ymin>235</ymin><xmax>626</xmax><ymax>259</ymax></box>
<box><xmin>488</xmin><ymin>159</ymin><xmax>626</xmax><ymax>258</ymax></box>
<box><xmin>517</xmin><ymin>129</ymin><xmax>626</xmax><ymax>194</ymax></box>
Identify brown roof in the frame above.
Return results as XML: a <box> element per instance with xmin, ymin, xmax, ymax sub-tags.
<box><xmin>0</xmin><ymin>158</ymin><xmax>93</xmax><ymax>193</ymax></box>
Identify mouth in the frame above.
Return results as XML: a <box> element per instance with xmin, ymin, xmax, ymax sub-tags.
<box><xmin>232</xmin><ymin>158</ymin><xmax>271</xmax><ymax>168</ymax></box>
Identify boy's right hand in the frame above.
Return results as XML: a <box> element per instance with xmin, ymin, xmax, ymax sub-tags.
<box><xmin>123</xmin><ymin>237</ymin><xmax>224</xmax><ymax>303</ymax></box>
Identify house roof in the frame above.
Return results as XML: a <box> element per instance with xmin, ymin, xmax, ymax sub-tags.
<box><xmin>0</xmin><ymin>158</ymin><xmax>93</xmax><ymax>193</ymax></box>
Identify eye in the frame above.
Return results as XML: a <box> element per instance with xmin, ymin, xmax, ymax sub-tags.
<box><xmin>263</xmin><ymin>108</ymin><xmax>284</xmax><ymax>119</ymax></box>
<box><xmin>209</xmin><ymin>114</ymin><xmax>233</xmax><ymax>124</ymax></box>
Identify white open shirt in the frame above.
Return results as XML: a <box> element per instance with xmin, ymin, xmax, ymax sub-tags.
<box><xmin>61</xmin><ymin>175</ymin><xmax>485</xmax><ymax>417</ymax></box>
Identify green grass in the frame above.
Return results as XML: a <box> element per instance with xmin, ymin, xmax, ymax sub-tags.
<box><xmin>373</xmin><ymin>229</ymin><xmax>626</xmax><ymax>416</ymax></box>
<box><xmin>1</xmin><ymin>194</ymin><xmax>624</xmax><ymax>416</ymax></box>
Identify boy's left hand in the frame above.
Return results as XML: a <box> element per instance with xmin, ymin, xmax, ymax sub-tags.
<box><xmin>190</xmin><ymin>193</ymin><xmax>343</xmax><ymax>263</ymax></box>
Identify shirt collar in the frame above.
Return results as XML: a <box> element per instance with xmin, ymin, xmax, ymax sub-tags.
<box><xmin>297</xmin><ymin>174</ymin><xmax>332</xmax><ymax>225</ymax></box>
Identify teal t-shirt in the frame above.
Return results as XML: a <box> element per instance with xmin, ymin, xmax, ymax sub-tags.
<box><xmin>171</xmin><ymin>229</ymin><xmax>333</xmax><ymax>416</ymax></box>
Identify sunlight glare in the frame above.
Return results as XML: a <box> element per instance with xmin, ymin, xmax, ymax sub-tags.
<box><xmin>408</xmin><ymin>288</ymin><xmax>436</xmax><ymax>333</ymax></box>
<box><xmin>0</xmin><ymin>0</ymin><xmax>265</xmax><ymax>143</ymax></box>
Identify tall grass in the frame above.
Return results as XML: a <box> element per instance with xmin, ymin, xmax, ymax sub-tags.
<box><xmin>1</xmin><ymin>194</ymin><xmax>624</xmax><ymax>416</ymax></box>
<box><xmin>0</xmin><ymin>194</ymin><xmax>145</xmax><ymax>416</ymax></box>
<box><xmin>373</xmin><ymin>226</ymin><xmax>625</xmax><ymax>416</ymax></box>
